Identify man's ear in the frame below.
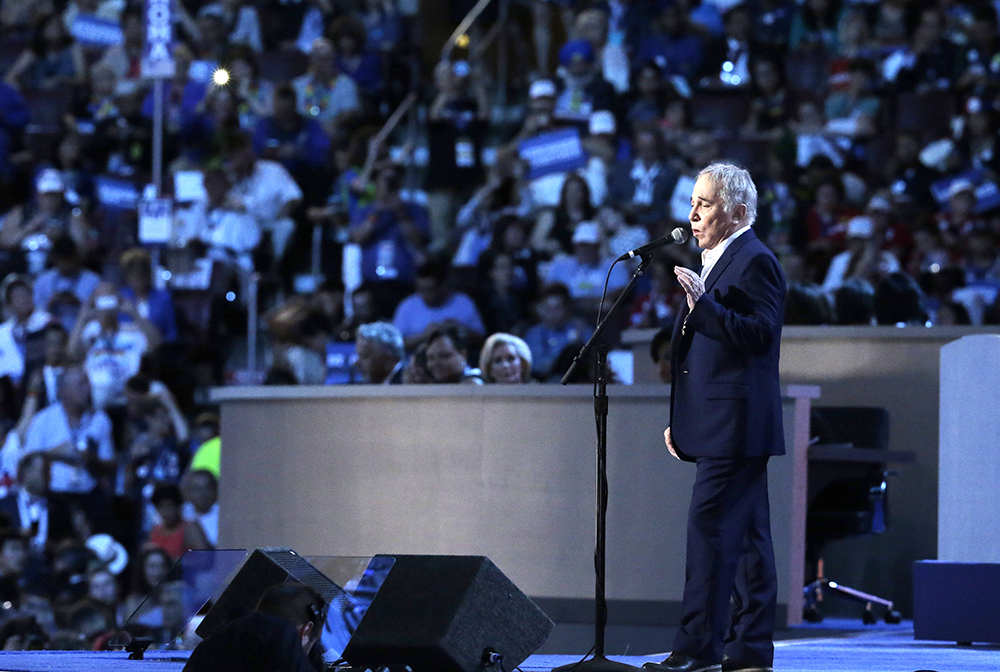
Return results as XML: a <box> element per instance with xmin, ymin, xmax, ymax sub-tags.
<box><xmin>734</xmin><ymin>203</ymin><xmax>747</xmax><ymax>223</ymax></box>
<box><xmin>298</xmin><ymin>621</ymin><xmax>314</xmax><ymax>644</ymax></box>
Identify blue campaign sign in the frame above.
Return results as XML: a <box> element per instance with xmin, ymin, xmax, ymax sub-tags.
<box><xmin>519</xmin><ymin>128</ymin><xmax>587</xmax><ymax>180</ymax></box>
<box><xmin>142</xmin><ymin>0</ymin><xmax>174</xmax><ymax>78</ymax></box>
<box><xmin>325</xmin><ymin>341</ymin><xmax>359</xmax><ymax>385</ymax></box>
<box><xmin>931</xmin><ymin>169</ymin><xmax>1000</xmax><ymax>214</ymax></box>
<box><xmin>95</xmin><ymin>176</ymin><xmax>140</xmax><ymax>209</ymax></box>
<box><xmin>71</xmin><ymin>14</ymin><xmax>123</xmax><ymax>47</ymax></box>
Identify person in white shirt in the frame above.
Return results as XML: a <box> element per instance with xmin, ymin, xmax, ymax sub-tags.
<box><xmin>224</xmin><ymin>135</ymin><xmax>303</xmax><ymax>265</ymax></box>
<box><xmin>22</xmin><ymin>366</ymin><xmax>115</xmax><ymax>495</ymax></box>
<box><xmin>0</xmin><ymin>275</ymin><xmax>52</xmax><ymax>387</ymax></box>
<box><xmin>67</xmin><ymin>283</ymin><xmax>160</xmax><ymax>410</ymax></box>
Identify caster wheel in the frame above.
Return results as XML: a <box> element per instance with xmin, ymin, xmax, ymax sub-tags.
<box><xmin>803</xmin><ymin>606</ymin><xmax>823</xmax><ymax>623</ymax></box>
<box><xmin>884</xmin><ymin>610</ymin><xmax>902</xmax><ymax>624</ymax></box>
<box><xmin>862</xmin><ymin>607</ymin><xmax>877</xmax><ymax>625</ymax></box>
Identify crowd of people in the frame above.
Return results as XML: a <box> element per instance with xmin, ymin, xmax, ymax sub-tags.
<box><xmin>0</xmin><ymin>0</ymin><xmax>996</xmax><ymax>653</ymax></box>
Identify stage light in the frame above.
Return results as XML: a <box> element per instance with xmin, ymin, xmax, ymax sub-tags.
<box><xmin>212</xmin><ymin>68</ymin><xmax>230</xmax><ymax>86</ymax></box>
<box><xmin>456</xmin><ymin>33</ymin><xmax>470</xmax><ymax>48</ymax></box>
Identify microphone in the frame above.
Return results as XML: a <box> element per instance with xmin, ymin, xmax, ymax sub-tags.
<box><xmin>616</xmin><ymin>227</ymin><xmax>689</xmax><ymax>261</ymax></box>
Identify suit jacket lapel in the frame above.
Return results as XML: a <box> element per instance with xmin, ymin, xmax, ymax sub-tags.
<box><xmin>704</xmin><ymin>229</ymin><xmax>757</xmax><ymax>292</ymax></box>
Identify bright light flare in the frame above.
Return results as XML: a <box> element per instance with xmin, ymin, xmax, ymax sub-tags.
<box><xmin>456</xmin><ymin>34</ymin><xmax>470</xmax><ymax>48</ymax></box>
<box><xmin>212</xmin><ymin>68</ymin><xmax>230</xmax><ymax>86</ymax></box>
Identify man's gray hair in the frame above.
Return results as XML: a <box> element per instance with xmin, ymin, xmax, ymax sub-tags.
<box><xmin>356</xmin><ymin>322</ymin><xmax>405</xmax><ymax>359</ymax></box>
<box><xmin>698</xmin><ymin>163</ymin><xmax>758</xmax><ymax>227</ymax></box>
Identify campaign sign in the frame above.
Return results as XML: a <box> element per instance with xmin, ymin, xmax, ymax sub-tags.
<box><xmin>931</xmin><ymin>170</ymin><xmax>1000</xmax><ymax>214</ymax></box>
<box><xmin>519</xmin><ymin>128</ymin><xmax>587</xmax><ymax>180</ymax></box>
<box><xmin>139</xmin><ymin>198</ymin><xmax>172</xmax><ymax>244</ymax></box>
<box><xmin>95</xmin><ymin>176</ymin><xmax>140</xmax><ymax>209</ymax></box>
<box><xmin>326</xmin><ymin>341</ymin><xmax>359</xmax><ymax>385</ymax></box>
<box><xmin>142</xmin><ymin>0</ymin><xmax>174</xmax><ymax>78</ymax></box>
<box><xmin>71</xmin><ymin>14</ymin><xmax>123</xmax><ymax>47</ymax></box>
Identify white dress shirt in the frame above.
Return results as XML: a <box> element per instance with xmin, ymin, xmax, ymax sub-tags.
<box><xmin>700</xmin><ymin>223</ymin><xmax>753</xmax><ymax>281</ymax></box>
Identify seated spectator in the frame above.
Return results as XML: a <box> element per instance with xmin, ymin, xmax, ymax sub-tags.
<box><xmin>80</xmin><ymin>567</ymin><xmax>123</xmax><ymax>628</ymax></box>
<box><xmin>21</xmin><ymin>366</ymin><xmax>114</xmax><ymax>499</ymax></box>
<box><xmin>393</xmin><ymin>257</ymin><xmax>485</xmax><ymax>351</ymax></box>
<box><xmin>0</xmin><ymin>275</ymin><xmax>51</xmax><ymax>387</ymax></box>
<box><xmin>699</xmin><ymin>4</ymin><xmax>758</xmax><ymax>89</ymax></box>
<box><xmin>875</xmin><ymin>272</ymin><xmax>929</xmax><ymax>326</ymax></box>
<box><xmin>330</xmin><ymin>15</ymin><xmax>384</xmax><ymax>99</ymax></box>
<box><xmin>607</xmin><ymin>128</ymin><xmax>677</xmax><ymax>227</ymax></box>
<box><xmin>253</xmin><ymin>83</ymin><xmax>331</xmax><ymax>205</ymax></box>
<box><xmin>119</xmin><ymin>248</ymin><xmax>178</xmax><ymax>344</ymax></box>
<box><xmin>148</xmin><ymin>483</ymin><xmax>210</xmax><ymax>560</ymax></box>
<box><xmin>479</xmin><ymin>333</ymin><xmax>533</xmax><ymax>384</ymax></box>
<box><xmin>743</xmin><ymin>57</ymin><xmax>791</xmax><ymax>137</ymax></box>
<box><xmin>355</xmin><ymin>322</ymin><xmax>405</xmax><ymax>384</ymax></box>
<box><xmin>423</xmin><ymin>325</ymin><xmax>483</xmax><ymax>385</ymax></box>
<box><xmin>649</xmin><ymin>327</ymin><xmax>671</xmax><ymax>384</ymax></box>
<box><xmin>522</xmin><ymin>283</ymin><xmax>592</xmax><ymax>380</ymax></box>
<box><xmin>31</xmin><ymin>235</ymin><xmax>101</xmax><ymax>332</ymax></box>
<box><xmin>625</xmin><ymin>61</ymin><xmax>670</xmax><ymax>131</ymax></box>
<box><xmin>935</xmin><ymin>178</ymin><xmax>987</xmax><ymax>250</ymax></box>
<box><xmin>0</xmin><ymin>170</ymin><xmax>93</xmax><ymax>276</ymax></box>
<box><xmin>224</xmin><ymin>133</ymin><xmax>303</xmax><ymax>268</ymax></box>
<box><xmin>532</xmin><ymin>173</ymin><xmax>595</xmax><ymax>258</ymax></box>
<box><xmin>784</xmin><ymin>282</ymin><xmax>833</xmax><ymax>325</ymax></box>
<box><xmin>180</xmin><ymin>84</ymin><xmax>247</xmax><ymax>166</ymax></box>
<box><xmin>184</xmin><ymin>582</ymin><xmax>326</xmax><ymax>672</ymax></box>
<box><xmin>125</xmin><ymin>399</ymin><xmax>187</xmax><ymax>532</ymax></box>
<box><xmin>476</xmin><ymin>251</ymin><xmax>532</xmax><ymax>336</ymax></box>
<box><xmin>801</xmin><ymin>178</ymin><xmax>854</xmax><ymax>258</ymax></box>
<box><xmin>833</xmin><ymin>278</ymin><xmax>876</xmax><ymax>326</ymax></box>
<box><xmin>821</xmin><ymin>216</ymin><xmax>901</xmax><ymax>294</ymax></box>
<box><xmin>789</xmin><ymin>0</ymin><xmax>840</xmax><ymax>53</ymax></box>
<box><xmin>349</xmin><ymin>163</ymin><xmax>430</xmax><ymax>313</ymax></box>
<box><xmin>224</xmin><ymin>46</ymin><xmax>273</xmax><ymax>127</ymax></box>
<box><xmin>68</xmin><ymin>283</ymin><xmax>160</xmax><ymax>410</ymax></box>
<box><xmin>0</xmin><ymin>81</ymin><xmax>29</xmax><ymax>184</ymax></box>
<box><xmin>181</xmin><ymin>469</ymin><xmax>218</xmax><ymax>547</ymax></box>
<box><xmin>122</xmin><ymin>545</ymin><xmax>173</xmax><ymax>628</ymax></box>
<box><xmin>334</xmin><ymin>283</ymin><xmax>383</xmax><ymax>342</ymax></box>
<box><xmin>635</xmin><ymin>2</ymin><xmax>705</xmax><ymax>82</ymax></box>
<box><xmin>823</xmin><ymin>58</ymin><xmax>882</xmax><ymax>139</ymax></box>
<box><xmin>552</xmin><ymin>39</ymin><xmax>617</xmax><ymax>125</ymax></box>
<box><xmin>0</xmin><ymin>453</ymin><xmax>68</xmax><ymax>556</ymax></box>
<box><xmin>92</xmin><ymin>7</ymin><xmax>144</xmax><ymax>97</ymax></box>
<box><xmin>292</xmin><ymin>37</ymin><xmax>361</xmax><ymax>139</ymax></box>
<box><xmin>544</xmin><ymin>221</ymin><xmax>628</xmax><ymax>315</ymax></box>
<box><xmin>575</xmin><ymin>7</ymin><xmax>628</xmax><ymax>94</ymax></box>
<box><xmin>3</xmin><ymin>13</ymin><xmax>85</xmax><ymax>91</ymax></box>
<box><xmin>452</xmin><ymin>159</ymin><xmax>533</xmax><ymax>268</ymax></box>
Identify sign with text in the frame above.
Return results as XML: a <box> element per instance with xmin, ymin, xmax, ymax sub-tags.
<box><xmin>139</xmin><ymin>198</ymin><xmax>173</xmax><ymax>243</ymax></box>
<box><xmin>519</xmin><ymin>128</ymin><xmax>587</xmax><ymax>180</ymax></box>
<box><xmin>142</xmin><ymin>0</ymin><xmax>174</xmax><ymax>78</ymax></box>
<box><xmin>71</xmin><ymin>14</ymin><xmax>123</xmax><ymax>47</ymax></box>
<box><xmin>931</xmin><ymin>170</ymin><xmax>1000</xmax><ymax>215</ymax></box>
<box><xmin>95</xmin><ymin>176</ymin><xmax>140</xmax><ymax>209</ymax></box>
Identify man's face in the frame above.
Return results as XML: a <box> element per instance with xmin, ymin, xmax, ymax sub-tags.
<box><xmin>689</xmin><ymin>174</ymin><xmax>741</xmax><ymax>250</ymax></box>
<box><xmin>356</xmin><ymin>337</ymin><xmax>393</xmax><ymax>383</ymax></box>
<box><xmin>541</xmin><ymin>295</ymin><xmax>570</xmax><ymax>328</ymax></box>
<box><xmin>61</xmin><ymin>370</ymin><xmax>92</xmax><ymax>410</ymax></box>
<box><xmin>185</xmin><ymin>472</ymin><xmax>217</xmax><ymax>513</ymax></box>
<box><xmin>416</xmin><ymin>276</ymin><xmax>447</xmax><ymax>308</ymax></box>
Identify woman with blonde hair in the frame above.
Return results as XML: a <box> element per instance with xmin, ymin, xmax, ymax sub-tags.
<box><xmin>479</xmin><ymin>333</ymin><xmax>533</xmax><ymax>384</ymax></box>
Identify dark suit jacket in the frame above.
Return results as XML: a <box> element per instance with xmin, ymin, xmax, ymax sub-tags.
<box><xmin>669</xmin><ymin>229</ymin><xmax>785</xmax><ymax>461</ymax></box>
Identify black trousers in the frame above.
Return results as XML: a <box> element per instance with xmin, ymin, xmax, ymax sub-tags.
<box><xmin>672</xmin><ymin>456</ymin><xmax>777</xmax><ymax>667</ymax></box>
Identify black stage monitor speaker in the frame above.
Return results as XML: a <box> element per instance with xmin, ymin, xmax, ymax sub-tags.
<box><xmin>342</xmin><ymin>555</ymin><xmax>553</xmax><ymax>672</ymax></box>
<box><xmin>195</xmin><ymin>547</ymin><xmax>346</xmax><ymax>640</ymax></box>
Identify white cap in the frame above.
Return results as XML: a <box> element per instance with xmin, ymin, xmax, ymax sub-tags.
<box><xmin>529</xmin><ymin>79</ymin><xmax>556</xmax><ymax>99</ymax></box>
<box><xmin>846</xmin><ymin>216</ymin><xmax>873</xmax><ymax>239</ymax></box>
<box><xmin>85</xmin><ymin>533</ymin><xmax>130</xmax><ymax>575</ymax></box>
<box><xmin>947</xmin><ymin>178</ymin><xmax>975</xmax><ymax>200</ymax></box>
<box><xmin>572</xmin><ymin>221</ymin><xmax>602</xmax><ymax>244</ymax></box>
<box><xmin>589</xmin><ymin>110</ymin><xmax>616</xmax><ymax>135</ymax></box>
<box><xmin>36</xmin><ymin>168</ymin><xmax>65</xmax><ymax>194</ymax></box>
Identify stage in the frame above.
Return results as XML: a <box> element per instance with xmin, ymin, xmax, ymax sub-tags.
<box><xmin>0</xmin><ymin>623</ymin><xmax>996</xmax><ymax>672</ymax></box>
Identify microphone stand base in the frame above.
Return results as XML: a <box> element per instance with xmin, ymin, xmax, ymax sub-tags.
<box><xmin>552</xmin><ymin>654</ymin><xmax>645</xmax><ymax>672</ymax></box>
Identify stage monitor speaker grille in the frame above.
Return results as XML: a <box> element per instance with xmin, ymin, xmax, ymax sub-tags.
<box><xmin>342</xmin><ymin>554</ymin><xmax>553</xmax><ymax>672</ymax></box>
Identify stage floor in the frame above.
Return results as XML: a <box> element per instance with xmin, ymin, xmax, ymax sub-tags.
<box><xmin>0</xmin><ymin>624</ymin><xmax>996</xmax><ymax>672</ymax></box>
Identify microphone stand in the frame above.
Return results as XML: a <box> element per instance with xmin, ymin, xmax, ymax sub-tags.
<box><xmin>554</xmin><ymin>255</ymin><xmax>652</xmax><ymax>672</ymax></box>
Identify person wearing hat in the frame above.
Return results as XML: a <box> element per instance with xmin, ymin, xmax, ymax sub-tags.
<box><xmin>821</xmin><ymin>215</ymin><xmax>900</xmax><ymax>294</ymax></box>
<box><xmin>553</xmin><ymin>39</ymin><xmax>617</xmax><ymax>124</ymax></box>
<box><xmin>0</xmin><ymin>169</ymin><xmax>90</xmax><ymax>276</ymax></box>
<box><xmin>544</xmin><ymin>220</ymin><xmax>628</xmax><ymax>315</ymax></box>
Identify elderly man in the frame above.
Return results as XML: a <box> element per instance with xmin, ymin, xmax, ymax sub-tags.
<box><xmin>22</xmin><ymin>366</ymin><xmax>115</xmax><ymax>497</ymax></box>
<box><xmin>644</xmin><ymin>163</ymin><xmax>785</xmax><ymax>672</ymax></box>
<box><xmin>355</xmin><ymin>322</ymin><xmax>405</xmax><ymax>385</ymax></box>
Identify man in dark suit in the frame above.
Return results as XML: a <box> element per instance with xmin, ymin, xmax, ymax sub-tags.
<box><xmin>644</xmin><ymin>163</ymin><xmax>785</xmax><ymax>672</ymax></box>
